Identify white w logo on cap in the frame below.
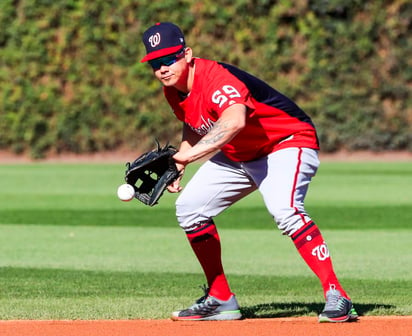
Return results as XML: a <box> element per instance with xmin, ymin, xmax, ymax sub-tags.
<box><xmin>149</xmin><ymin>33</ymin><xmax>161</xmax><ymax>47</ymax></box>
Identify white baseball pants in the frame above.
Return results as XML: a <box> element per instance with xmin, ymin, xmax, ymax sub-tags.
<box><xmin>176</xmin><ymin>147</ymin><xmax>320</xmax><ymax>236</ymax></box>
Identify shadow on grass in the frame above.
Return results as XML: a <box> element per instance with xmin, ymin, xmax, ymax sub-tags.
<box><xmin>241</xmin><ymin>302</ymin><xmax>394</xmax><ymax>319</ymax></box>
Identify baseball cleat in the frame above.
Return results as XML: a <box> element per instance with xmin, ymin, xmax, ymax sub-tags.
<box><xmin>318</xmin><ymin>288</ymin><xmax>358</xmax><ymax>322</ymax></box>
<box><xmin>171</xmin><ymin>289</ymin><xmax>242</xmax><ymax>321</ymax></box>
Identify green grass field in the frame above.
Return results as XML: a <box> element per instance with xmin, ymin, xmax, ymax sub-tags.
<box><xmin>0</xmin><ymin>161</ymin><xmax>411</xmax><ymax>319</ymax></box>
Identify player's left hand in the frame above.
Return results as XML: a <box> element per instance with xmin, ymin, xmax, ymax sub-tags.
<box><xmin>124</xmin><ymin>141</ymin><xmax>180</xmax><ymax>206</ymax></box>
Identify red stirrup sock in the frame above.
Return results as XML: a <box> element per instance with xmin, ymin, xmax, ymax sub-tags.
<box><xmin>186</xmin><ymin>220</ymin><xmax>232</xmax><ymax>301</ymax></box>
<box><xmin>291</xmin><ymin>222</ymin><xmax>350</xmax><ymax>299</ymax></box>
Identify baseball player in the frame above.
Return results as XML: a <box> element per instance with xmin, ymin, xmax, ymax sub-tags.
<box><xmin>140</xmin><ymin>22</ymin><xmax>358</xmax><ymax>323</ymax></box>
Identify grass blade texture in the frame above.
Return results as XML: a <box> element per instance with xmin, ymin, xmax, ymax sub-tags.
<box><xmin>0</xmin><ymin>161</ymin><xmax>411</xmax><ymax>319</ymax></box>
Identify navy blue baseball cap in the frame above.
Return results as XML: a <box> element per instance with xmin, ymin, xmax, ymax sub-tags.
<box><xmin>140</xmin><ymin>22</ymin><xmax>186</xmax><ymax>63</ymax></box>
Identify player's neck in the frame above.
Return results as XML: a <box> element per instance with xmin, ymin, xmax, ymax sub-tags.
<box><xmin>186</xmin><ymin>61</ymin><xmax>195</xmax><ymax>92</ymax></box>
<box><xmin>174</xmin><ymin>60</ymin><xmax>195</xmax><ymax>94</ymax></box>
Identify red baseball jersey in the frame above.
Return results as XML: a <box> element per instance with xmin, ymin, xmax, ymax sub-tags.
<box><xmin>164</xmin><ymin>58</ymin><xmax>319</xmax><ymax>162</ymax></box>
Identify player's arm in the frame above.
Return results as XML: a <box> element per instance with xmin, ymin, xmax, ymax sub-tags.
<box><xmin>167</xmin><ymin>123</ymin><xmax>201</xmax><ymax>193</ymax></box>
<box><xmin>173</xmin><ymin>103</ymin><xmax>247</xmax><ymax>165</ymax></box>
<box><xmin>179</xmin><ymin>122</ymin><xmax>203</xmax><ymax>152</ymax></box>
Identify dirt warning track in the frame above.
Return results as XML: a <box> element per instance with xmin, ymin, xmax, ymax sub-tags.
<box><xmin>1</xmin><ymin>316</ymin><xmax>411</xmax><ymax>336</ymax></box>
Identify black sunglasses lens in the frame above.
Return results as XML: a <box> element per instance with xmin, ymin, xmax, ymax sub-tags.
<box><xmin>149</xmin><ymin>55</ymin><xmax>175</xmax><ymax>70</ymax></box>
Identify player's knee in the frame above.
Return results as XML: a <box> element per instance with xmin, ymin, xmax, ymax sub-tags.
<box><xmin>175</xmin><ymin>194</ymin><xmax>208</xmax><ymax>231</ymax></box>
<box><xmin>175</xmin><ymin>193</ymin><xmax>192</xmax><ymax>228</ymax></box>
<box><xmin>270</xmin><ymin>206</ymin><xmax>307</xmax><ymax>236</ymax></box>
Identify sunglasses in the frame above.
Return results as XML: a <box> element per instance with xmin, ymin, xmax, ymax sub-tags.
<box><xmin>148</xmin><ymin>50</ymin><xmax>185</xmax><ymax>70</ymax></box>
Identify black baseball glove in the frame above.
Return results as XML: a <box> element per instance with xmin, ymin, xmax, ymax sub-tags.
<box><xmin>125</xmin><ymin>141</ymin><xmax>180</xmax><ymax>206</ymax></box>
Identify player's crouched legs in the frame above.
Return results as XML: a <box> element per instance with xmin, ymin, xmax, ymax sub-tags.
<box><xmin>271</xmin><ymin>209</ymin><xmax>358</xmax><ymax>322</ymax></box>
<box><xmin>172</xmin><ymin>197</ymin><xmax>241</xmax><ymax>321</ymax></box>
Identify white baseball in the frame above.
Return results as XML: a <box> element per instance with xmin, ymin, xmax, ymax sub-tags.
<box><xmin>117</xmin><ymin>183</ymin><xmax>135</xmax><ymax>202</ymax></box>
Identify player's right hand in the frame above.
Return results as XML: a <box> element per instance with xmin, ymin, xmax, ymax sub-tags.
<box><xmin>167</xmin><ymin>163</ymin><xmax>185</xmax><ymax>193</ymax></box>
<box><xmin>167</xmin><ymin>170</ymin><xmax>184</xmax><ymax>193</ymax></box>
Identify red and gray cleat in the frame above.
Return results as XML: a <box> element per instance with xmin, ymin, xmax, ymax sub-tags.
<box><xmin>318</xmin><ymin>288</ymin><xmax>359</xmax><ymax>322</ymax></box>
<box><xmin>171</xmin><ymin>289</ymin><xmax>242</xmax><ymax>321</ymax></box>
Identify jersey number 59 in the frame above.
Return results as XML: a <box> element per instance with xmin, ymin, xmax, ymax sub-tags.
<box><xmin>212</xmin><ymin>85</ymin><xmax>241</xmax><ymax>108</ymax></box>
